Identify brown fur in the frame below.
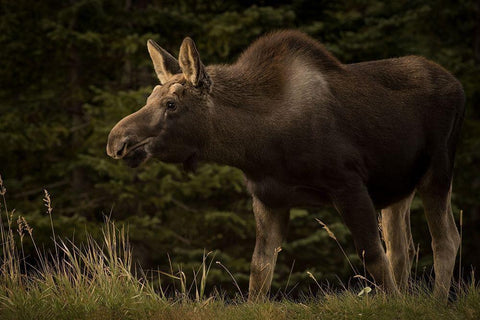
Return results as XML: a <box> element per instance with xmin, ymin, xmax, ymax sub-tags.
<box><xmin>107</xmin><ymin>30</ymin><xmax>465</xmax><ymax>301</ymax></box>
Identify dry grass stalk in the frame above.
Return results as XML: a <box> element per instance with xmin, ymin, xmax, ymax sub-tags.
<box><xmin>216</xmin><ymin>261</ymin><xmax>244</xmax><ymax>301</ymax></box>
<box><xmin>315</xmin><ymin>218</ymin><xmax>337</xmax><ymax>240</ymax></box>
<box><xmin>315</xmin><ymin>218</ymin><xmax>357</xmax><ymax>274</ymax></box>
<box><xmin>43</xmin><ymin>189</ymin><xmax>52</xmax><ymax>215</ymax></box>
<box><xmin>353</xmin><ymin>275</ymin><xmax>381</xmax><ymax>290</ymax></box>
<box><xmin>306</xmin><ymin>271</ymin><xmax>321</xmax><ymax>290</ymax></box>
<box><xmin>458</xmin><ymin>209</ymin><xmax>463</xmax><ymax>288</ymax></box>
<box><xmin>16</xmin><ymin>216</ymin><xmax>28</xmax><ymax>274</ymax></box>
<box><xmin>43</xmin><ymin>189</ymin><xmax>59</xmax><ymax>261</ymax></box>
<box><xmin>16</xmin><ymin>217</ymin><xmax>25</xmax><ymax>240</ymax></box>
<box><xmin>0</xmin><ymin>174</ymin><xmax>6</xmax><ymax>196</ymax></box>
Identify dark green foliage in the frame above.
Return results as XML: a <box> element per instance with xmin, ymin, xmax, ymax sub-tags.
<box><xmin>0</xmin><ymin>0</ymin><xmax>479</xmax><ymax>296</ymax></box>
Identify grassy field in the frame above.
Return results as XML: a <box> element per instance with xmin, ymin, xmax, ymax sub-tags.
<box><xmin>2</xmin><ymin>278</ymin><xmax>479</xmax><ymax>320</ymax></box>
<box><xmin>1</xmin><ymin>180</ymin><xmax>479</xmax><ymax>320</ymax></box>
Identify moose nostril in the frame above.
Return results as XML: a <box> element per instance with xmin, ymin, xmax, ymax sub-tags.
<box><xmin>115</xmin><ymin>141</ymin><xmax>127</xmax><ymax>158</ymax></box>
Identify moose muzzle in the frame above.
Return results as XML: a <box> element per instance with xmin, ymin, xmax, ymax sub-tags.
<box><xmin>106</xmin><ymin>105</ymin><xmax>155</xmax><ymax>160</ymax></box>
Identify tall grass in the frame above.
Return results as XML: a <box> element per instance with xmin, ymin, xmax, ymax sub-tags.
<box><xmin>0</xmin><ymin>177</ymin><xmax>164</xmax><ymax>319</ymax></box>
<box><xmin>0</xmin><ymin>175</ymin><xmax>230</xmax><ymax>319</ymax></box>
<box><xmin>0</xmin><ymin>175</ymin><xmax>479</xmax><ymax>320</ymax></box>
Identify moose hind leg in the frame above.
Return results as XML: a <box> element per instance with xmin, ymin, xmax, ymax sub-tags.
<box><xmin>420</xmin><ymin>175</ymin><xmax>460</xmax><ymax>301</ymax></box>
<box><xmin>333</xmin><ymin>183</ymin><xmax>398</xmax><ymax>294</ymax></box>
<box><xmin>248</xmin><ymin>196</ymin><xmax>290</xmax><ymax>301</ymax></box>
<box><xmin>405</xmin><ymin>210</ymin><xmax>416</xmax><ymax>277</ymax></box>
<box><xmin>381</xmin><ymin>192</ymin><xmax>415</xmax><ymax>291</ymax></box>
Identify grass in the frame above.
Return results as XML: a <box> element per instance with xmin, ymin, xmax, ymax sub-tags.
<box><xmin>0</xmin><ymin>175</ymin><xmax>479</xmax><ymax>320</ymax></box>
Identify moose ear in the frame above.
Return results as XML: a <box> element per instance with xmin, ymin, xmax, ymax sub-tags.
<box><xmin>147</xmin><ymin>39</ymin><xmax>181</xmax><ymax>84</ymax></box>
<box><xmin>178</xmin><ymin>37</ymin><xmax>211</xmax><ymax>90</ymax></box>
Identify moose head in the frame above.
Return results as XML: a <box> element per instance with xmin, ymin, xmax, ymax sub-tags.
<box><xmin>106</xmin><ymin>38</ymin><xmax>213</xmax><ymax>170</ymax></box>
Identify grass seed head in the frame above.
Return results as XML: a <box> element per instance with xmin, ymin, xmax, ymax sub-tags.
<box><xmin>43</xmin><ymin>189</ymin><xmax>52</xmax><ymax>215</ymax></box>
<box><xmin>17</xmin><ymin>216</ymin><xmax>25</xmax><ymax>240</ymax></box>
<box><xmin>22</xmin><ymin>216</ymin><xmax>33</xmax><ymax>236</ymax></box>
<box><xmin>315</xmin><ymin>218</ymin><xmax>337</xmax><ymax>240</ymax></box>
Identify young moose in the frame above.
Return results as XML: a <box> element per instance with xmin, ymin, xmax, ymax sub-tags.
<box><xmin>107</xmin><ymin>31</ymin><xmax>465</xmax><ymax>301</ymax></box>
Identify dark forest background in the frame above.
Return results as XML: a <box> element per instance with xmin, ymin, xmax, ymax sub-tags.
<box><xmin>0</xmin><ymin>0</ymin><xmax>479</xmax><ymax>296</ymax></box>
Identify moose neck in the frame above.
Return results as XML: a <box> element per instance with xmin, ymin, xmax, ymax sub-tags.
<box><xmin>202</xmin><ymin>65</ymin><xmax>282</xmax><ymax>175</ymax></box>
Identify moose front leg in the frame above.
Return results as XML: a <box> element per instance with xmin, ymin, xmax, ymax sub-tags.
<box><xmin>332</xmin><ymin>184</ymin><xmax>398</xmax><ymax>294</ymax></box>
<box><xmin>248</xmin><ymin>195</ymin><xmax>290</xmax><ymax>301</ymax></box>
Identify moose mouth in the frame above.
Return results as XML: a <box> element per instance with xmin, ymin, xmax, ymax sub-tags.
<box><xmin>122</xmin><ymin>139</ymin><xmax>151</xmax><ymax>168</ymax></box>
<box><xmin>123</xmin><ymin>148</ymin><xmax>149</xmax><ymax>168</ymax></box>
<box><xmin>120</xmin><ymin>137</ymin><xmax>198</xmax><ymax>170</ymax></box>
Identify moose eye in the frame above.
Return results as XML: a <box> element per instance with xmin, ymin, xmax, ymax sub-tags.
<box><xmin>166</xmin><ymin>101</ymin><xmax>176</xmax><ymax>111</ymax></box>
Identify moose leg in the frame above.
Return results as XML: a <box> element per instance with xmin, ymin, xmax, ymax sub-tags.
<box><xmin>332</xmin><ymin>184</ymin><xmax>398</xmax><ymax>293</ymax></box>
<box><xmin>405</xmin><ymin>209</ymin><xmax>416</xmax><ymax>276</ymax></box>
<box><xmin>381</xmin><ymin>192</ymin><xmax>415</xmax><ymax>290</ymax></box>
<box><xmin>248</xmin><ymin>196</ymin><xmax>290</xmax><ymax>301</ymax></box>
<box><xmin>419</xmin><ymin>180</ymin><xmax>460</xmax><ymax>301</ymax></box>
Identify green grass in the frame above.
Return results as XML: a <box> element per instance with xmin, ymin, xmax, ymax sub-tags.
<box><xmin>2</xmin><ymin>286</ymin><xmax>480</xmax><ymax>320</ymax></box>
<box><xmin>0</xmin><ymin>177</ymin><xmax>479</xmax><ymax>320</ymax></box>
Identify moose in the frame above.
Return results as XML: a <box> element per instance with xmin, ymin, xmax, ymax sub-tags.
<box><xmin>107</xmin><ymin>30</ymin><xmax>465</xmax><ymax>301</ymax></box>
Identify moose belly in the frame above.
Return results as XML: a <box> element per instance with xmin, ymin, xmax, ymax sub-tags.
<box><xmin>366</xmin><ymin>153</ymin><xmax>431</xmax><ymax>209</ymax></box>
<box><xmin>246</xmin><ymin>176</ymin><xmax>330</xmax><ymax>209</ymax></box>
<box><xmin>246</xmin><ymin>155</ymin><xmax>430</xmax><ymax>210</ymax></box>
